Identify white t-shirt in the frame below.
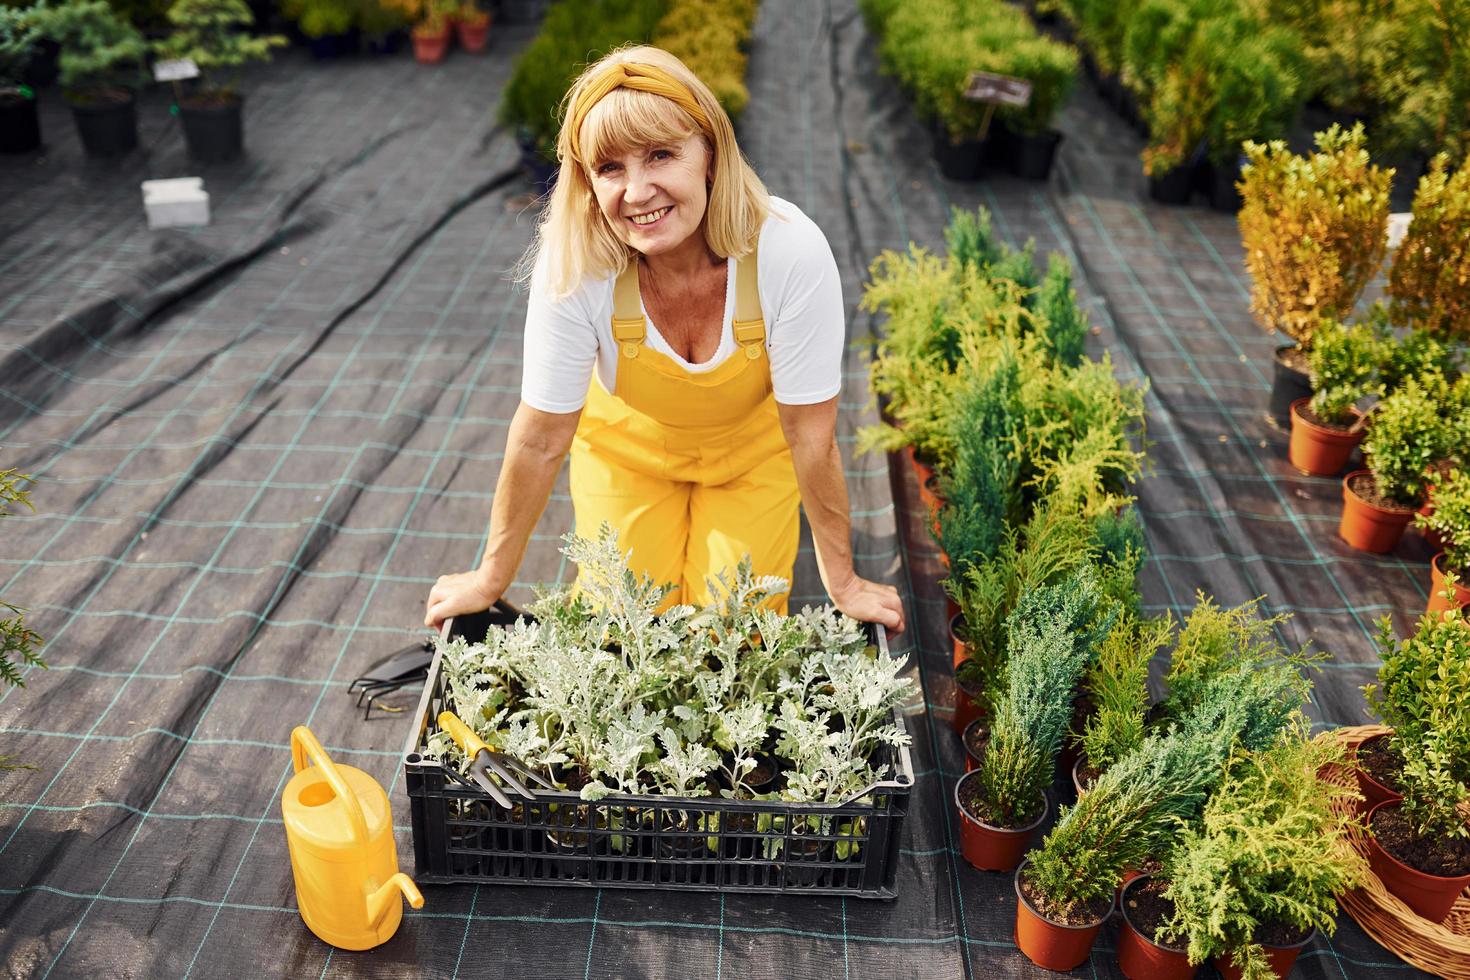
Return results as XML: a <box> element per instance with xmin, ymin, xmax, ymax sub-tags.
<box><xmin>520</xmin><ymin>197</ymin><xmax>845</xmax><ymax>414</ymax></box>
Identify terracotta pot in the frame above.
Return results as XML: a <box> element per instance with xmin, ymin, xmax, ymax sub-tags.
<box><xmin>1212</xmin><ymin>928</ymin><xmax>1315</xmax><ymax>980</ymax></box>
<box><xmin>955</xmin><ymin>774</ymin><xmax>1045</xmax><ymax>872</ymax></box>
<box><xmin>949</xmin><ymin>612</ymin><xmax>967</xmax><ymax>670</ymax></box>
<box><xmin>455</xmin><ymin>14</ymin><xmax>489</xmax><ymax>51</ymax></box>
<box><xmin>1351</xmin><ymin>733</ymin><xmax>1403</xmax><ymax>817</ymax></box>
<box><xmin>1427</xmin><ymin>552</ymin><xmax>1470</xmax><ymax>614</ymax></box>
<box><xmin>1364</xmin><ymin>799</ymin><xmax>1470</xmax><ymax>924</ymax></box>
<box><xmin>906</xmin><ymin>445</ymin><xmax>936</xmax><ymax>490</ymax></box>
<box><xmin>919</xmin><ymin>473</ymin><xmax>944</xmax><ymax>516</ymax></box>
<box><xmin>412</xmin><ymin>24</ymin><xmax>450</xmax><ymax>64</ymax></box>
<box><xmin>951</xmin><ymin>674</ymin><xmax>984</xmax><ymax>736</ymax></box>
<box><xmin>962</xmin><ymin>718</ymin><xmax>986</xmax><ymax>773</ymax></box>
<box><xmin>1013</xmin><ymin>858</ymin><xmax>1108</xmax><ymax>971</ymax></box>
<box><xmin>1116</xmin><ymin>877</ymin><xmax>1197</xmax><ymax>980</ymax></box>
<box><xmin>1339</xmin><ymin>470</ymin><xmax>1415</xmax><ymax>553</ymax></box>
<box><xmin>1288</xmin><ymin>399</ymin><xmax>1363</xmax><ymax>476</ymax></box>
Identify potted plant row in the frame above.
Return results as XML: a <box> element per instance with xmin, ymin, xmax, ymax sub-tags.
<box><xmin>1416</xmin><ymin>468</ymin><xmax>1470</xmax><ymax>613</ymax></box>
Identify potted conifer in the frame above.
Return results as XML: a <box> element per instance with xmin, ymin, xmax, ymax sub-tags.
<box><xmin>1158</xmin><ymin>731</ymin><xmax>1365</xmax><ymax>980</ymax></box>
<box><xmin>1416</xmin><ymin>468</ymin><xmax>1470</xmax><ymax>613</ymax></box>
<box><xmin>1341</xmin><ymin>378</ymin><xmax>1449</xmax><ymax>553</ymax></box>
<box><xmin>153</xmin><ymin>0</ymin><xmax>285</xmax><ymax>163</ymax></box>
<box><xmin>31</xmin><ymin>0</ymin><xmax>146</xmax><ymax>158</ymax></box>
<box><xmin>1361</xmin><ymin>609</ymin><xmax>1470</xmax><ymax>923</ymax></box>
<box><xmin>0</xmin><ymin>8</ymin><xmax>41</xmax><ymax>154</ymax></box>
<box><xmin>1288</xmin><ymin>319</ymin><xmax>1374</xmax><ymax>477</ymax></box>
<box><xmin>1072</xmin><ymin>610</ymin><xmax>1165</xmax><ymax>793</ymax></box>
<box><xmin>1238</xmin><ymin>125</ymin><xmax>1392</xmax><ymax>425</ymax></box>
<box><xmin>955</xmin><ymin>570</ymin><xmax>1107</xmax><ymax>872</ymax></box>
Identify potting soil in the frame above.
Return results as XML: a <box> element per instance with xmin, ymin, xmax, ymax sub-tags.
<box><xmin>0</xmin><ymin>1</ymin><xmax>1437</xmax><ymax>977</ymax></box>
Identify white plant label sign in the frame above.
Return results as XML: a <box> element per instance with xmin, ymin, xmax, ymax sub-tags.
<box><xmin>153</xmin><ymin>59</ymin><xmax>200</xmax><ymax>83</ymax></box>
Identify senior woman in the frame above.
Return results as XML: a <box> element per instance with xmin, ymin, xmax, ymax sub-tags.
<box><xmin>424</xmin><ymin>45</ymin><xmax>904</xmax><ymax>633</ymax></box>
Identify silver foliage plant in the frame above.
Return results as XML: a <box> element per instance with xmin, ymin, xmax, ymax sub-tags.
<box><xmin>427</xmin><ymin>524</ymin><xmax>914</xmax><ymax>804</ymax></box>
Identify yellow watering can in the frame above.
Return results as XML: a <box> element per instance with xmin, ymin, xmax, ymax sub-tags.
<box><xmin>281</xmin><ymin>726</ymin><xmax>424</xmax><ymax>950</ymax></box>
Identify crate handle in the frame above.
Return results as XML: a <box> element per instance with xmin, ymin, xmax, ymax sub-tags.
<box><xmin>291</xmin><ymin>725</ymin><xmax>370</xmax><ymax>847</ymax></box>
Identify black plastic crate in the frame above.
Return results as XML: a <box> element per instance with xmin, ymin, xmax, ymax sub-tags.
<box><xmin>402</xmin><ymin>608</ymin><xmax>914</xmax><ymax>898</ymax></box>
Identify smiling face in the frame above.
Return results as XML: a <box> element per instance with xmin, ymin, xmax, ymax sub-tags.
<box><xmin>588</xmin><ymin>134</ymin><xmax>713</xmax><ymax>257</ymax></box>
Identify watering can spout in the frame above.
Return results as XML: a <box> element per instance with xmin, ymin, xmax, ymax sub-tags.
<box><xmin>367</xmin><ymin>872</ymin><xmax>424</xmax><ymax>926</ymax></box>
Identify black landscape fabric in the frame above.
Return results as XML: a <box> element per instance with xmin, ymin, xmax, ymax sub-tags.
<box><xmin>0</xmin><ymin>1</ymin><xmax>1437</xmax><ymax>977</ymax></box>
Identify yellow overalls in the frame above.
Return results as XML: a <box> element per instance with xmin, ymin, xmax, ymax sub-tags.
<box><xmin>568</xmin><ymin>244</ymin><xmax>800</xmax><ymax>613</ymax></box>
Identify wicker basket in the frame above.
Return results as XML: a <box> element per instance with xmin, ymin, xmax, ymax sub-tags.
<box><xmin>1322</xmin><ymin>724</ymin><xmax>1470</xmax><ymax>979</ymax></box>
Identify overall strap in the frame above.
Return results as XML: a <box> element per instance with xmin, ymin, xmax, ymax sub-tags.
<box><xmin>732</xmin><ymin>242</ymin><xmax>764</xmax><ymax>359</ymax></box>
<box><xmin>611</xmin><ymin>258</ymin><xmax>645</xmax><ymax>359</ymax></box>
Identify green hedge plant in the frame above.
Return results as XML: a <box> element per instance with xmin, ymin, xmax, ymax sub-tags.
<box><xmin>1389</xmin><ymin>153</ymin><xmax>1470</xmax><ymax>343</ymax></box>
<box><xmin>153</xmin><ymin>0</ymin><xmax>284</xmax><ymax>103</ymax></box>
<box><xmin>1365</xmin><ymin>610</ymin><xmax>1470</xmax><ymax>842</ymax></box>
<box><xmin>0</xmin><ymin>7</ymin><xmax>39</xmax><ymax>91</ymax></box>
<box><xmin>1417</xmin><ymin>468</ymin><xmax>1470</xmax><ymax>580</ymax></box>
<box><xmin>1361</xmin><ymin>376</ymin><xmax>1451</xmax><ymax>508</ymax></box>
<box><xmin>1237</xmin><ymin>125</ymin><xmax>1392</xmax><ymax>351</ymax></box>
<box><xmin>31</xmin><ymin>0</ymin><xmax>146</xmax><ymax>102</ymax></box>
<box><xmin>1076</xmin><ymin>609</ymin><xmax>1169</xmax><ymax>777</ymax></box>
<box><xmin>1305</xmin><ymin>319</ymin><xmax>1377</xmax><ymax>426</ymax></box>
<box><xmin>1161</xmin><ymin>729</ymin><xmax>1366</xmax><ymax>980</ymax></box>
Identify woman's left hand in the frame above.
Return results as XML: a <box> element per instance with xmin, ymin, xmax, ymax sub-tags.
<box><xmin>830</xmin><ymin>575</ymin><xmax>905</xmax><ymax>636</ymax></box>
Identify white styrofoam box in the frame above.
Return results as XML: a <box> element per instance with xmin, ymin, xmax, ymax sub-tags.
<box><xmin>1387</xmin><ymin>211</ymin><xmax>1412</xmax><ymax>249</ymax></box>
<box><xmin>141</xmin><ymin>177</ymin><xmax>210</xmax><ymax>229</ymax></box>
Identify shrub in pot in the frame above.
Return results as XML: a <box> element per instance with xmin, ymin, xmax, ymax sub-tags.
<box><xmin>991</xmin><ymin>32</ymin><xmax>1079</xmax><ymax>181</ymax></box>
<box><xmin>1388</xmin><ymin>151</ymin><xmax>1470</xmax><ymax>344</ymax></box>
<box><xmin>955</xmin><ymin>568</ymin><xmax>1109</xmax><ymax>871</ymax></box>
<box><xmin>279</xmin><ymin>0</ymin><xmax>358</xmax><ymax>53</ymax></box>
<box><xmin>152</xmin><ymin>0</ymin><xmax>285</xmax><ymax>163</ymax></box>
<box><xmin>382</xmin><ymin>0</ymin><xmax>457</xmax><ymax>63</ymax></box>
<box><xmin>455</xmin><ymin>2</ymin><xmax>489</xmax><ymax>52</ymax></box>
<box><xmin>1289</xmin><ymin>319</ymin><xmax>1375</xmax><ymax>476</ymax></box>
<box><xmin>0</xmin><ymin>8</ymin><xmax>41</xmax><ymax>154</ymax></box>
<box><xmin>30</xmin><ymin>0</ymin><xmax>146</xmax><ymax>158</ymax></box>
<box><xmin>1361</xmin><ymin>608</ymin><xmax>1470</xmax><ymax>922</ymax></box>
<box><xmin>1342</xmin><ymin>377</ymin><xmax>1449</xmax><ymax>553</ymax></box>
<box><xmin>1159</xmin><ymin>729</ymin><xmax>1365</xmax><ymax>980</ymax></box>
<box><xmin>1073</xmin><ymin>609</ymin><xmax>1167</xmax><ymax>793</ymax></box>
<box><xmin>1238</xmin><ymin>125</ymin><xmax>1392</xmax><ymax>425</ymax></box>
<box><xmin>1415</xmin><ymin>468</ymin><xmax>1470</xmax><ymax>612</ymax></box>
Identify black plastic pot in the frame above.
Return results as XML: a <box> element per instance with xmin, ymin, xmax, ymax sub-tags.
<box><xmin>1147</xmin><ymin>164</ymin><xmax>1193</xmax><ymax>205</ymax></box>
<box><xmin>307</xmin><ymin>31</ymin><xmax>357</xmax><ymax>59</ymax></box>
<box><xmin>932</xmin><ymin>128</ymin><xmax>986</xmax><ymax>182</ymax></box>
<box><xmin>67</xmin><ymin>91</ymin><xmax>137</xmax><ymax>158</ymax></box>
<box><xmin>1207</xmin><ymin>153</ymin><xmax>1245</xmax><ymax>213</ymax></box>
<box><xmin>1270</xmin><ymin>345</ymin><xmax>1312</xmax><ymax>427</ymax></box>
<box><xmin>0</xmin><ymin>89</ymin><xmax>41</xmax><ymax>154</ymax></box>
<box><xmin>179</xmin><ymin>97</ymin><xmax>243</xmax><ymax>163</ymax></box>
<box><xmin>1007</xmin><ymin>128</ymin><xmax>1063</xmax><ymax>181</ymax></box>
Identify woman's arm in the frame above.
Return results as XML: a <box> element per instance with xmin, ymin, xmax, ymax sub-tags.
<box><xmin>777</xmin><ymin>397</ymin><xmax>905</xmax><ymax>634</ymax></box>
<box><xmin>423</xmin><ymin>401</ymin><xmax>581</xmax><ymax>628</ymax></box>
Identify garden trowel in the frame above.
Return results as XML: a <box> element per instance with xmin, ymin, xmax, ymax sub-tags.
<box><xmin>437</xmin><ymin>710</ymin><xmax>554</xmax><ymax>808</ymax></box>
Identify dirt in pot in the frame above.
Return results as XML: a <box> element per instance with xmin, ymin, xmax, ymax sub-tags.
<box><xmin>1296</xmin><ymin>401</ymin><xmax>1358</xmax><ymax>430</ymax></box>
<box><xmin>1357</xmin><ymin>736</ymin><xmax>1406</xmax><ymax>794</ymax></box>
<box><xmin>1372</xmin><ymin>806</ymin><xmax>1470</xmax><ymax>877</ymax></box>
<box><xmin>1123</xmin><ymin>878</ymin><xmax>1186</xmax><ymax>950</ymax></box>
<box><xmin>1075</xmin><ymin>761</ymin><xmax>1100</xmax><ymax>789</ymax></box>
<box><xmin>963</xmin><ymin>724</ymin><xmax>989</xmax><ymax>762</ymax></box>
<box><xmin>1020</xmin><ymin>874</ymin><xmax>1113</xmax><ymax>926</ymax></box>
<box><xmin>1251</xmin><ymin>919</ymin><xmax>1312</xmax><ymax>947</ymax></box>
<box><xmin>958</xmin><ymin>773</ymin><xmax>1039</xmax><ymax>830</ymax></box>
<box><xmin>1347</xmin><ymin>472</ymin><xmax>1415</xmax><ymax>511</ymax></box>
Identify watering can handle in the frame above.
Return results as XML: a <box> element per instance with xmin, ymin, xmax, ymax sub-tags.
<box><xmin>290</xmin><ymin>725</ymin><xmax>370</xmax><ymax>847</ymax></box>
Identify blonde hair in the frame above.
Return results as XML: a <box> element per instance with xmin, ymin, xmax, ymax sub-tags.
<box><xmin>521</xmin><ymin>45</ymin><xmax>773</xmax><ymax>299</ymax></box>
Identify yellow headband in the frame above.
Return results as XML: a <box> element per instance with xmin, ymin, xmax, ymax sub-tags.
<box><xmin>566</xmin><ymin>62</ymin><xmax>712</xmax><ymax>165</ymax></box>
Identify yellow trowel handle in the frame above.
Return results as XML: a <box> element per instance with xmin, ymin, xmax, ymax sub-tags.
<box><xmin>291</xmin><ymin>725</ymin><xmax>370</xmax><ymax>847</ymax></box>
<box><xmin>437</xmin><ymin>710</ymin><xmax>493</xmax><ymax>757</ymax></box>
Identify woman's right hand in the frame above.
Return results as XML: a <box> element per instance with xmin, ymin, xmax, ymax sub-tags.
<box><xmin>424</xmin><ymin>570</ymin><xmax>501</xmax><ymax>630</ymax></box>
